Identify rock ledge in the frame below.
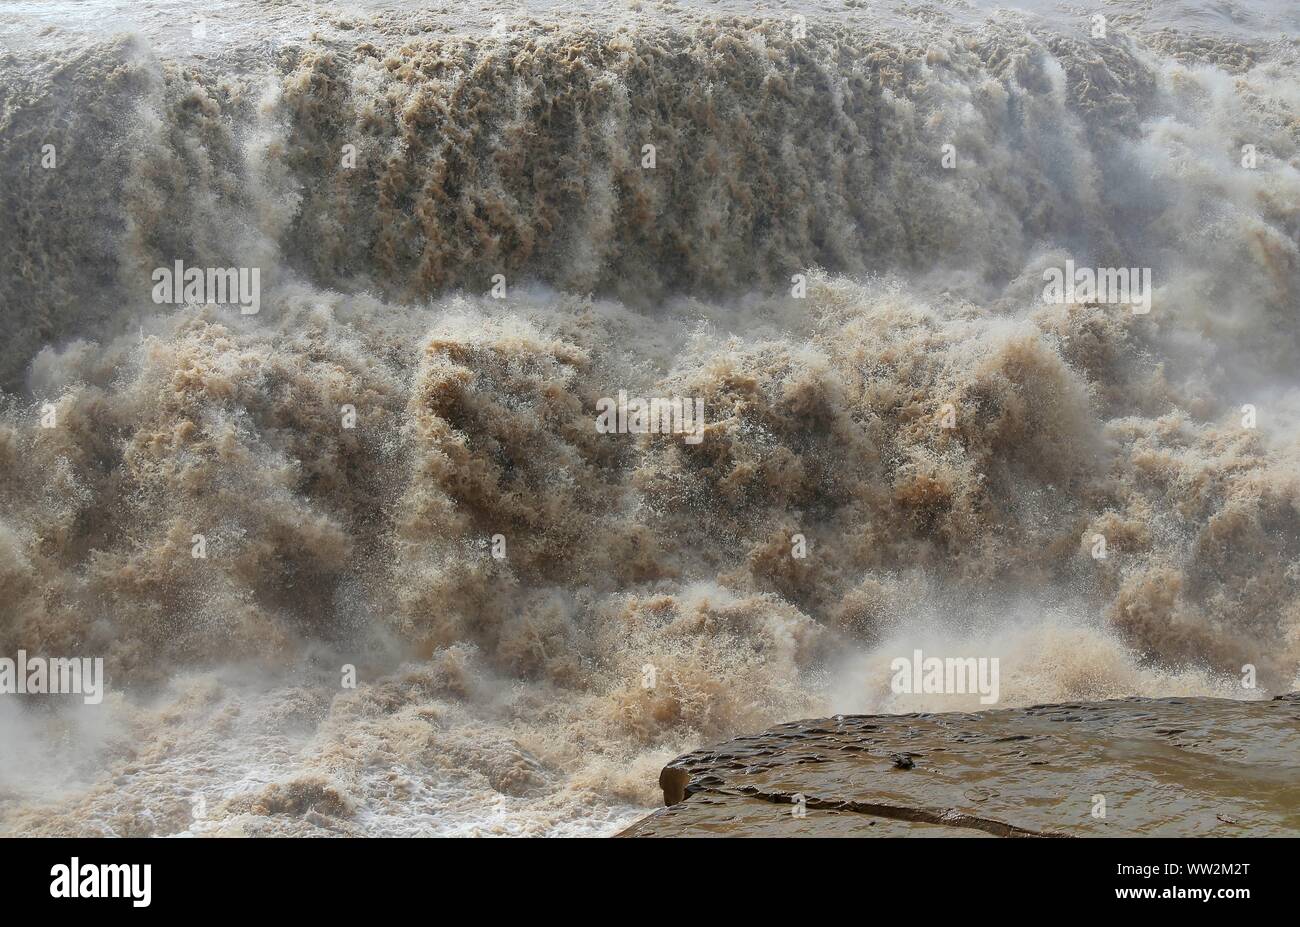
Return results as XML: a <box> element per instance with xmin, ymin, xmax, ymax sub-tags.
<box><xmin>619</xmin><ymin>695</ymin><xmax>1300</xmax><ymax>837</ymax></box>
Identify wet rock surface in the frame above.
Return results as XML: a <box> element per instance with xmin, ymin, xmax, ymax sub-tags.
<box><xmin>619</xmin><ymin>695</ymin><xmax>1300</xmax><ymax>837</ymax></box>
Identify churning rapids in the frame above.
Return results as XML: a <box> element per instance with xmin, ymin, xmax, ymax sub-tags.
<box><xmin>0</xmin><ymin>0</ymin><xmax>1298</xmax><ymax>835</ymax></box>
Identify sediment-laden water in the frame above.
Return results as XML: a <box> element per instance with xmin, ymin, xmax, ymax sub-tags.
<box><xmin>0</xmin><ymin>0</ymin><xmax>1297</xmax><ymax>835</ymax></box>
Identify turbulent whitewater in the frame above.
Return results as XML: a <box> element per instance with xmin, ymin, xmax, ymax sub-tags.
<box><xmin>0</xmin><ymin>0</ymin><xmax>1298</xmax><ymax>835</ymax></box>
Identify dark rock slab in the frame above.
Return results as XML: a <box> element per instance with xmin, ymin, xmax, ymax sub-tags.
<box><xmin>619</xmin><ymin>694</ymin><xmax>1300</xmax><ymax>837</ymax></box>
